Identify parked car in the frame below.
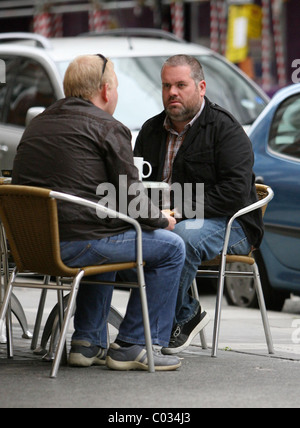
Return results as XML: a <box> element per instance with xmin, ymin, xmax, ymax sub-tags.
<box><xmin>225</xmin><ymin>83</ymin><xmax>300</xmax><ymax>311</ymax></box>
<box><xmin>0</xmin><ymin>30</ymin><xmax>269</xmax><ymax>172</ymax></box>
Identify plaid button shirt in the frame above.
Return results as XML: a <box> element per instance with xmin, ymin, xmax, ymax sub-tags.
<box><xmin>162</xmin><ymin>101</ymin><xmax>205</xmax><ymax>183</ymax></box>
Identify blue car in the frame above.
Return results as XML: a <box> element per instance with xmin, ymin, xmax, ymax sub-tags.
<box><xmin>225</xmin><ymin>84</ymin><xmax>300</xmax><ymax>311</ymax></box>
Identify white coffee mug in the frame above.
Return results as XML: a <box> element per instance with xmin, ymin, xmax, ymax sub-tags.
<box><xmin>133</xmin><ymin>157</ymin><xmax>152</xmax><ymax>181</ymax></box>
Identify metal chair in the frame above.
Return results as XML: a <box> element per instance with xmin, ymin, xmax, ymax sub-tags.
<box><xmin>0</xmin><ymin>216</ymin><xmax>125</xmax><ymax>360</ymax></box>
<box><xmin>0</xmin><ymin>178</ymin><xmax>32</xmax><ymax>344</ymax></box>
<box><xmin>0</xmin><ymin>185</ymin><xmax>154</xmax><ymax>377</ymax></box>
<box><xmin>0</xmin><ymin>179</ymin><xmax>122</xmax><ymax>356</ymax></box>
<box><xmin>191</xmin><ymin>184</ymin><xmax>275</xmax><ymax>357</ymax></box>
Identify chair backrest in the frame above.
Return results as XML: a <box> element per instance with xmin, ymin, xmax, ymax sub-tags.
<box><xmin>0</xmin><ymin>185</ymin><xmax>78</xmax><ymax>277</ymax></box>
<box><xmin>255</xmin><ymin>183</ymin><xmax>270</xmax><ymax>218</ymax></box>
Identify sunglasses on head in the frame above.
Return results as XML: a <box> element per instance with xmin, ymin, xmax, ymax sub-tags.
<box><xmin>95</xmin><ymin>54</ymin><xmax>108</xmax><ymax>85</ymax></box>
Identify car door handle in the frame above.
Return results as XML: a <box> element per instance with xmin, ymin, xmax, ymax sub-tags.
<box><xmin>0</xmin><ymin>144</ymin><xmax>8</xmax><ymax>152</ymax></box>
<box><xmin>255</xmin><ymin>176</ymin><xmax>265</xmax><ymax>184</ymax></box>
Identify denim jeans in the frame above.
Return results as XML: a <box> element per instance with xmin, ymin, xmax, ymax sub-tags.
<box><xmin>60</xmin><ymin>229</ymin><xmax>185</xmax><ymax>348</ymax></box>
<box><xmin>172</xmin><ymin>217</ymin><xmax>251</xmax><ymax>326</ymax></box>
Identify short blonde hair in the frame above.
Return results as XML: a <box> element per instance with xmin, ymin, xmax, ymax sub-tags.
<box><xmin>63</xmin><ymin>54</ymin><xmax>115</xmax><ymax>99</ymax></box>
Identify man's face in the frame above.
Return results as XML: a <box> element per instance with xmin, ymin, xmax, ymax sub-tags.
<box><xmin>161</xmin><ymin>65</ymin><xmax>206</xmax><ymax>124</ymax></box>
<box><xmin>107</xmin><ymin>71</ymin><xmax>119</xmax><ymax>116</ymax></box>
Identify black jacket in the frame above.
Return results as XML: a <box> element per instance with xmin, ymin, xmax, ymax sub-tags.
<box><xmin>12</xmin><ymin>97</ymin><xmax>168</xmax><ymax>241</ymax></box>
<box><xmin>134</xmin><ymin>97</ymin><xmax>264</xmax><ymax>248</ymax></box>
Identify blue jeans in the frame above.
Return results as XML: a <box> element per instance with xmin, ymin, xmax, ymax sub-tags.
<box><xmin>172</xmin><ymin>218</ymin><xmax>251</xmax><ymax>326</ymax></box>
<box><xmin>60</xmin><ymin>229</ymin><xmax>185</xmax><ymax>348</ymax></box>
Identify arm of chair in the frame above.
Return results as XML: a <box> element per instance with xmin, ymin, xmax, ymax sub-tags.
<box><xmin>49</xmin><ymin>191</ymin><xmax>144</xmax><ymax>269</ymax></box>
<box><xmin>222</xmin><ymin>186</ymin><xmax>274</xmax><ymax>256</ymax></box>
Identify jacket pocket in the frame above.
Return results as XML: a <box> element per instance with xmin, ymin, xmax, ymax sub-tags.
<box><xmin>182</xmin><ymin>150</ymin><xmax>215</xmax><ymax>183</ymax></box>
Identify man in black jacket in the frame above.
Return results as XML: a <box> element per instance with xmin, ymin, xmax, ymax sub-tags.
<box><xmin>12</xmin><ymin>54</ymin><xmax>186</xmax><ymax>371</ymax></box>
<box><xmin>134</xmin><ymin>55</ymin><xmax>264</xmax><ymax>355</ymax></box>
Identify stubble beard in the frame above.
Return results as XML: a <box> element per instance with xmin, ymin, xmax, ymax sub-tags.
<box><xmin>166</xmin><ymin>104</ymin><xmax>199</xmax><ymax>123</ymax></box>
<box><xmin>165</xmin><ymin>95</ymin><xmax>202</xmax><ymax>124</ymax></box>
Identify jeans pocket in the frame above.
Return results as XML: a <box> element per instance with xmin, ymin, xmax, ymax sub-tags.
<box><xmin>60</xmin><ymin>241</ymin><xmax>109</xmax><ymax>267</ymax></box>
<box><xmin>228</xmin><ymin>237</ymin><xmax>251</xmax><ymax>255</ymax></box>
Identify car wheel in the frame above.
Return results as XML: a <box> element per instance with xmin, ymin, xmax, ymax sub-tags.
<box><xmin>224</xmin><ymin>252</ymin><xmax>289</xmax><ymax>311</ymax></box>
<box><xmin>253</xmin><ymin>251</ymin><xmax>289</xmax><ymax>311</ymax></box>
<box><xmin>224</xmin><ymin>262</ymin><xmax>258</xmax><ymax>308</ymax></box>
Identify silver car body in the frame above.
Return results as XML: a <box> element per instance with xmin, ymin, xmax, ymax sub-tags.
<box><xmin>0</xmin><ymin>33</ymin><xmax>269</xmax><ymax>171</ymax></box>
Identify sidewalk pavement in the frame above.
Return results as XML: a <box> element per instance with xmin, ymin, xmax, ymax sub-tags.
<box><xmin>1</xmin><ymin>288</ymin><xmax>300</xmax><ymax>409</ymax></box>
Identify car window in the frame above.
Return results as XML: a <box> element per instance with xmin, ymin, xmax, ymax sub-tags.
<box><xmin>114</xmin><ymin>55</ymin><xmax>267</xmax><ymax>129</ymax></box>
<box><xmin>113</xmin><ymin>57</ymin><xmax>163</xmax><ymax>130</ymax></box>
<box><xmin>57</xmin><ymin>56</ymin><xmax>164</xmax><ymax>131</ymax></box>
<box><xmin>269</xmin><ymin>94</ymin><xmax>300</xmax><ymax>160</ymax></box>
<box><xmin>57</xmin><ymin>54</ymin><xmax>267</xmax><ymax>130</ymax></box>
<box><xmin>0</xmin><ymin>56</ymin><xmax>18</xmax><ymax>122</ymax></box>
<box><xmin>199</xmin><ymin>56</ymin><xmax>267</xmax><ymax>125</ymax></box>
<box><xmin>6</xmin><ymin>57</ymin><xmax>56</xmax><ymax>127</ymax></box>
<box><xmin>0</xmin><ymin>82</ymin><xmax>8</xmax><ymax>120</ymax></box>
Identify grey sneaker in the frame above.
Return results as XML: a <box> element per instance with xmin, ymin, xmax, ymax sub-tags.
<box><xmin>68</xmin><ymin>340</ymin><xmax>107</xmax><ymax>367</ymax></box>
<box><xmin>106</xmin><ymin>343</ymin><xmax>181</xmax><ymax>371</ymax></box>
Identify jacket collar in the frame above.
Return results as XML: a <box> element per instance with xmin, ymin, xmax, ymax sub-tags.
<box><xmin>196</xmin><ymin>96</ymin><xmax>217</xmax><ymax>126</ymax></box>
<box><xmin>174</xmin><ymin>97</ymin><xmax>215</xmax><ymax>155</ymax></box>
<box><xmin>154</xmin><ymin>97</ymin><xmax>216</xmax><ymax>176</ymax></box>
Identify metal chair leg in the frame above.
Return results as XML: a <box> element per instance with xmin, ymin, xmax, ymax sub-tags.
<box><xmin>200</xmin><ymin>329</ymin><xmax>208</xmax><ymax>350</ymax></box>
<box><xmin>34</xmin><ymin>293</ymin><xmax>70</xmax><ymax>356</ymax></box>
<box><xmin>0</xmin><ymin>319</ymin><xmax>5</xmax><ymax>344</ymax></box>
<box><xmin>0</xmin><ymin>267</ymin><xmax>16</xmax><ymax>335</ymax></box>
<box><xmin>6</xmin><ymin>303</ymin><xmax>13</xmax><ymax>358</ymax></box>
<box><xmin>57</xmin><ymin>285</ymin><xmax>68</xmax><ymax>365</ymax></box>
<box><xmin>139</xmin><ymin>284</ymin><xmax>154</xmax><ymax>373</ymax></box>
<box><xmin>140</xmin><ymin>285</ymin><xmax>155</xmax><ymax>373</ymax></box>
<box><xmin>0</xmin><ymin>267</ymin><xmax>17</xmax><ymax>358</ymax></box>
<box><xmin>50</xmin><ymin>271</ymin><xmax>84</xmax><ymax>378</ymax></box>
<box><xmin>31</xmin><ymin>282</ymin><xmax>49</xmax><ymax>350</ymax></box>
<box><xmin>11</xmin><ymin>294</ymin><xmax>32</xmax><ymax>340</ymax></box>
<box><xmin>42</xmin><ymin>313</ymin><xmax>60</xmax><ymax>361</ymax></box>
<box><xmin>136</xmin><ymin>263</ymin><xmax>154</xmax><ymax>373</ymax></box>
<box><xmin>1</xmin><ymin>294</ymin><xmax>33</xmax><ymax>344</ymax></box>
<box><xmin>211</xmin><ymin>257</ymin><xmax>227</xmax><ymax>358</ymax></box>
<box><xmin>252</xmin><ymin>262</ymin><xmax>274</xmax><ymax>354</ymax></box>
<box><xmin>191</xmin><ymin>279</ymin><xmax>208</xmax><ymax>349</ymax></box>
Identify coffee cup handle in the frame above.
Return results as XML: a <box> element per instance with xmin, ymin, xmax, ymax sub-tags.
<box><xmin>142</xmin><ymin>161</ymin><xmax>152</xmax><ymax>179</ymax></box>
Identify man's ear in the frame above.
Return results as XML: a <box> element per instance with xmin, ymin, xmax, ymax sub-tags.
<box><xmin>100</xmin><ymin>83</ymin><xmax>109</xmax><ymax>103</ymax></box>
<box><xmin>198</xmin><ymin>80</ymin><xmax>206</xmax><ymax>97</ymax></box>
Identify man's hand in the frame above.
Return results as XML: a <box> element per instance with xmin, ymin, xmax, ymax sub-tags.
<box><xmin>162</xmin><ymin>209</ymin><xmax>176</xmax><ymax>231</ymax></box>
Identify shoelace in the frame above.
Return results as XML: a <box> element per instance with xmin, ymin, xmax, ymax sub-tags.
<box><xmin>169</xmin><ymin>325</ymin><xmax>182</xmax><ymax>344</ymax></box>
<box><xmin>152</xmin><ymin>348</ymin><xmax>163</xmax><ymax>356</ymax></box>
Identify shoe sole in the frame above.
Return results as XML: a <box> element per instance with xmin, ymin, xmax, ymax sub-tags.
<box><xmin>163</xmin><ymin>312</ymin><xmax>211</xmax><ymax>355</ymax></box>
<box><xmin>106</xmin><ymin>356</ymin><xmax>181</xmax><ymax>371</ymax></box>
<box><xmin>68</xmin><ymin>353</ymin><xmax>106</xmax><ymax>367</ymax></box>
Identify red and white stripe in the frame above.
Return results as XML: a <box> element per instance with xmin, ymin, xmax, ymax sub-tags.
<box><xmin>170</xmin><ymin>1</ymin><xmax>184</xmax><ymax>40</ymax></box>
<box><xmin>89</xmin><ymin>9</ymin><xmax>110</xmax><ymax>33</ymax></box>
<box><xmin>217</xmin><ymin>0</ymin><xmax>227</xmax><ymax>57</ymax></box>
<box><xmin>210</xmin><ymin>0</ymin><xmax>219</xmax><ymax>52</ymax></box>
<box><xmin>51</xmin><ymin>14</ymin><xmax>63</xmax><ymax>38</ymax></box>
<box><xmin>261</xmin><ymin>0</ymin><xmax>272</xmax><ymax>92</ymax></box>
<box><xmin>33</xmin><ymin>13</ymin><xmax>52</xmax><ymax>38</ymax></box>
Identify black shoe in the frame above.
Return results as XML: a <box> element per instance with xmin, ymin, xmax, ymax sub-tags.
<box><xmin>68</xmin><ymin>340</ymin><xmax>107</xmax><ymax>367</ymax></box>
<box><xmin>162</xmin><ymin>308</ymin><xmax>210</xmax><ymax>355</ymax></box>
